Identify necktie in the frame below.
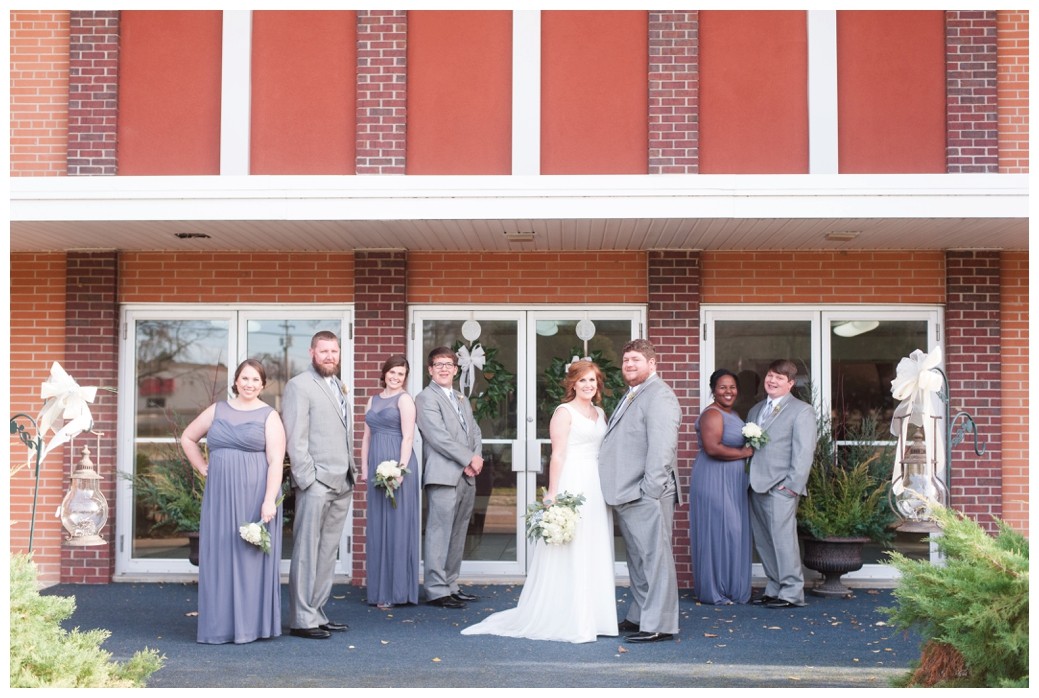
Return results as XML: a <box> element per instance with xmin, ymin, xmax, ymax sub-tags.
<box><xmin>454</xmin><ymin>393</ymin><xmax>468</xmax><ymax>432</ymax></box>
<box><xmin>333</xmin><ymin>378</ymin><xmax>346</xmax><ymax>417</ymax></box>
<box><xmin>759</xmin><ymin>399</ymin><xmax>773</xmax><ymax>425</ymax></box>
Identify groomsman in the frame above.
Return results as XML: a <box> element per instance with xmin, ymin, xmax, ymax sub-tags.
<box><xmin>282</xmin><ymin>331</ymin><xmax>355</xmax><ymax>639</ymax></box>
<box><xmin>416</xmin><ymin>346</ymin><xmax>483</xmax><ymax>608</ymax></box>
<box><xmin>599</xmin><ymin>339</ymin><xmax>682</xmax><ymax>643</ymax></box>
<box><xmin>747</xmin><ymin>359</ymin><xmax>818</xmax><ymax>608</ymax></box>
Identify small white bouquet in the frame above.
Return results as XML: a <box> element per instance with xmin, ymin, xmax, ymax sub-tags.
<box><xmin>239</xmin><ymin>493</ymin><xmax>284</xmax><ymax>554</ymax></box>
<box><xmin>742</xmin><ymin>422</ymin><xmax>769</xmax><ymax>450</ymax></box>
<box><xmin>374</xmin><ymin>459</ymin><xmax>410</xmax><ymax>509</ymax></box>
<box><xmin>525</xmin><ymin>490</ymin><xmax>585</xmax><ymax>545</ymax></box>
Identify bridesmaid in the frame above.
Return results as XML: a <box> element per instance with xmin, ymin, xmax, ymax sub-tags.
<box><xmin>360</xmin><ymin>355</ymin><xmax>421</xmax><ymax>609</ymax></box>
<box><xmin>689</xmin><ymin>368</ymin><xmax>755</xmax><ymax>605</ymax></box>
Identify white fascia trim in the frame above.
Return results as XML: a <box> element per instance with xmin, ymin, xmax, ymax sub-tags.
<box><xmin>512</xmin><ymin>10</ymin><xmax>541</xmax><ymax>175</ymax></box>
<box><xmin>808</xmin><ymin>10</ymin><xmax>839</xmax><ymax>174</ymax></box>
<box><xmin>11</xmin><ymin>173</ymin><xmax>1028</xmax><ymax>222</ymax></box>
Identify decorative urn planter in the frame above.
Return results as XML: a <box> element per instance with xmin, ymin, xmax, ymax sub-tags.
<box><xmin>187</xmin><ymin>531</ymin><xmax>201</xmax><ymax>567</ymax></box>
<box><xmin>800</xmin><ymin>536</ymin><xmax>870</xmax><ymax>597</ymax></box>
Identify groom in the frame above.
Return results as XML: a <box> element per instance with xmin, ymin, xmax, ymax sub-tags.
<box><xmin>599</xmin><ymin>339</ymin><xmax>682</xmax><ymax>643</ymax></box>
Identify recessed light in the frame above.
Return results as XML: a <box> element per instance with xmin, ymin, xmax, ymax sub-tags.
<box><xmin>174</xmin><ymin>232</ymin><xmax>211</xmax><ymax>239</ymax></box>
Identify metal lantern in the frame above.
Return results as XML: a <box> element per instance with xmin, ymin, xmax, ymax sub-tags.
<box><xmin>890</xmin><ymin>423</ymin><xmax>947</xmax><ymax>532</ymax></box>
<box><xmin>59</xmin><ymin>443</ymin><xmax>109</xmax><ymax>546</ymax></box>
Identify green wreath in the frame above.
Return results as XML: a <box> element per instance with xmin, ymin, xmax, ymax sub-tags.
<box><xmin>452</xmin><ymin>340</ymin><xmax>516</xmax><ymax>426</ymax></box>
<box><xmin>539</xmin><ymin>347</ymin><xmax>626</xmax><ymax>419</ymax></box>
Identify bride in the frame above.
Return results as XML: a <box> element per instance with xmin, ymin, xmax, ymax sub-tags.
<box><xmin>461</xmin><ymin>360</ymin><xmax>618</xmax><ymax>643</ymax></box>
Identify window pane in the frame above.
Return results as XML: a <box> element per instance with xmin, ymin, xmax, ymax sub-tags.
<box><xmin>133</xmin><ymin>319</ymin><xmax>229</xmax><ymax>560</ymax></box>
<box><xmin>714</xmin><ymin>320</ymin><xmax>812</xmax><ymax>419</ymax></box>
<box><xmin>830</xmin><ymin>319</ymin><xmax>928</xmax><ymax>438</ymax></box>
<box><xmin>245</xmin><ymin>318</ymin><xmax>345</xmax><ymax>412</ymax></box>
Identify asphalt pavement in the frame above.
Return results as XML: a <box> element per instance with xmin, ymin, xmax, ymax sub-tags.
<box><xmin>45</xmin><ymin>581</ymin><xmax>922</xmax><ymax>689</ymax></box>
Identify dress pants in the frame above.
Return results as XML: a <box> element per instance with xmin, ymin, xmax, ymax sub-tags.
<box><xmin>613</xmin><ymin>494</ymin><xmax>679</xmax><ymax>634</ymax></box>
<box><xmin>749</xmin><ymin>487</ymin><xmax>805</xmax><ymax>605</ymax></box>
<box><xmin>423</xmin><ymin>479</ymin><xmax>475</xmax><ymax>601</ymax></box>
<box><xmin>289</xmin><ymin>481</ymin><xmax>352</xmax><ymax>629</ymax></box>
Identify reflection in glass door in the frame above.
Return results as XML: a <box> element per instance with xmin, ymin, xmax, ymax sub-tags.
<box><xmin>410</xmin><ymin>308</ymin><xmax>642</xmax><ymax>578</ymax></box>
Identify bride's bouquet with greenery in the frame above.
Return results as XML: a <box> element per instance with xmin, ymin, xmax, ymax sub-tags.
<box><xmin>374</xmin><ymin>459</ymin><xmax>410</xmax><ymax>508</ymax></box>
<box><xmin>525</xmin><ymin>490</ymin><xmax>586</xmax><ymax>545</ymax></box>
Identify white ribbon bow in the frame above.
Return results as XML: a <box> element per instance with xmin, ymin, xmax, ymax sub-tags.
<box><xmin>36</xmin><ymin>362</ymin><xmax>98</xmax><ymax>462</ymax></box>
<box><xmin>456</xmin><ymin>344</ymin><xmax>486</xmax><ymax>398</ymax></box>
<box><xmin>889</xmin><ymin>346</ymin><xmax>945</xmax><ymax>494</ymax></box>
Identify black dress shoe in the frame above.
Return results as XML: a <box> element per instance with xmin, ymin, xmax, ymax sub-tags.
<box><xmin>428</xmin><ymin>595</ymin><xmax>466</xmax><ymax>609</ymax></box>
<box><xmin>290</xmin><ymin>627</ymin><xmax>331</xmax><ymax>640</ymax></box>
<box><xmin>765</xmin><ymin>599</ymin><xmax>806</xmax><ymax>609</ymax></box>
<box><xmin>617</xmin><ymin>619</ymin><xmax>640</xmax><ymax>632</ymax></box>
<box><xmin>320</xmin><ymin>621</ymin><xmax>349</xmax><ymax>632</ymax></box>
<box><xmin>625</xmin><ymin>631</ymin><xmax>674</xmax><ymax>644</ymax></box>
<box><xmin>451</xmin><ymin>590</ymin><xmax>478</xmax><ymax>602</ymax></box>
<box><xmin>751</xmin><ymin>595</ymin><xmax>778</xmax><ymax>605</ymax></box>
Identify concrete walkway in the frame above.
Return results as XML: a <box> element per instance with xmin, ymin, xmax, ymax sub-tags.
<box><xmin>47</xmin><ymin>582</ymin><xmax>921</xmax><ymax>689</ymax></box>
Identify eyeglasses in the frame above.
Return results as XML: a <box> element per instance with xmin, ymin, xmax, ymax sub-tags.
<box><xmin>432</xmin><ymin>361</ymin><xmax>456</xmax><ymax>369</ymax></box>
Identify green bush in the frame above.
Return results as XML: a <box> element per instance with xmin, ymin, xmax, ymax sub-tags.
<box><xmin>9</xmin><ymin>554</ymin><xmax>164</xmax><ymax>687</ymax></box>
<box><xmin>883</xmin><ymin>505</ymin><xmax>1029</xmax><ymax>687</ymax></box>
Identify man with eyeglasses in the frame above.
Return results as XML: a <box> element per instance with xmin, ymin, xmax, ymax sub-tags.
<box><xmin>415</xmin><ymin>346</ymin><xmax>484</xmax><ymax>608</ymax></box>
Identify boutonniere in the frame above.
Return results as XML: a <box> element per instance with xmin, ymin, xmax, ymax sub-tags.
<box><xmin>772</xmin><ymin>403</ymin><xmax>782</xmax><ymax>416</ymax></box>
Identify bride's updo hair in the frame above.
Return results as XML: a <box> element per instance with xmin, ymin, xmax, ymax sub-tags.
<box><xmin>562</xmin><ymin>360</ymin><xmax>605</xmax><ymax>405</ymax></box>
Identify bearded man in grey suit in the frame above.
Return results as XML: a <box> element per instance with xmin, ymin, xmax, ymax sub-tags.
<box><xmin>599</xmin><ymin>339</ymin><xmax>682</xmax><ymax>643</ymax></box>
<box><xmin>282</xmin><ymin>331</ymin><xmax>355</xmax><ymax>639</ymax></box>
<box><xmin>746</xmin><ymin>359</ymin><xmax>818</xmax><ymax>609</ymax></box>
<box><xmin>416</xmin><ymin>346</ymin><xmax>483</xmax><ymax>609</ymax></box>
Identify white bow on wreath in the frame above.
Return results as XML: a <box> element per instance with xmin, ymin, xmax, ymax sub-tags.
<box><xmin>456</xmin><ymin>343</ymin><xmax>486</xmax><ymax>399</ymax></box>
<box><xmin>36</xmin><ymin>362</ymin><xmax>98</xmax><ymax>463</ymax></box>
<box><xmin>889</xmin><ymin>346</ymin><xmax>945</xmax><ymax>495</ymax></box>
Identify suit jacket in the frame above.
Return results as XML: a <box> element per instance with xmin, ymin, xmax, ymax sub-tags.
<box><xmin>282</xmin><ymin>366</ymin><xmax>355</xmax><ymax>493</ymax></box>
<box><xmin>599</xmin><ymin>374</ymin><xmax>682</xmax><ymax>506</ymax></box>
<box><xmin>415</xmin><ymin>383</ymin><xmax>482</xmax><ymax>487</ymax></box>
<box><xmin>746</xmin><ymin>394</ymin><xmax>817</xmax><ymax>496</ymax></box>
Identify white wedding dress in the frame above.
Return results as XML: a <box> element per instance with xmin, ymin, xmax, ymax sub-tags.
<box><xmin>461</xmin><ymin>402</ymin><xmax>618</xmax><ymax>643</ymax></box>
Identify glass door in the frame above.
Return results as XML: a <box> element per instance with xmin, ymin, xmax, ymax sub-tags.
<box><xmin>410</xmin><ymin>307</ymin><xmax>643</xmax><ymax>578</ymax></box>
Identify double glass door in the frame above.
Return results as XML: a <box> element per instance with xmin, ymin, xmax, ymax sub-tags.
<box><xmin>410</xmin><ymin>308</ymin><xmax>643</xmax><ymax>577</ymax></box>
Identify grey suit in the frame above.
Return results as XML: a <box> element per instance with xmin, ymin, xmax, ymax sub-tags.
<box><xmin>599</xmin><ymin>374</ymin><xmax>682</xmax><ymax>634</ymax></box>
<box><xmin>415</xmin><ymin>384</ymin><xmax>482</xmax><ymax>601</ymax></box>
<box><xmin>746</xmin><ymin>394</ymin><xmax>817</xmax><ymax>605</ymax></box>
<box><xmin>282</xmin><ymin>366</ymin><xmax>355</xmax><ymax>629</ymax></box>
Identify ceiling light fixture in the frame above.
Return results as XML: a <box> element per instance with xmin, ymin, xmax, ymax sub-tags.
<box><xmin>503</xmin><ymin>231</ymin><xmax>535</xmax><ymax>243</ymax></box>
<box><xmin>833</xmin><ymin>320</ymin><xmax>880</xmax><ymax>338</ymax></box>
<box><xmin>174</xmin><ymin>232</ymin><xmax>211</xmax><ymax>239</ymax></box>
<box><xmin>825</xmin><ymin>231</ymin><xmax>860</xmax><ymax>242</ymax></box>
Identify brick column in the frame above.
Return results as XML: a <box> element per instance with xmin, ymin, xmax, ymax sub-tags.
<box><xmin>62</xmin><ymin>252</ymin><xmax>120</xmax><ymax>582</ymax></box>
<box><xmin>648</xmin><ymin>11</ymin><xmax>699</xmax><ymax>174</ymax></box>
<box><xmin>351</xmin><ymin>250</ymin><xmax>409</xmax><ymax>584</ymax></box>
<box><xmin>356</xmin><ymin>10</ymin><xmax>407</xmax><ymax>174</ymax></box>
<box><xmin>67</xmin><ymin>10</ymin><xmax>119</xmax><ymax>175</ymax></box>
<box><xmin>944</xmin><ymin>251</ymin><xmax>1002</xmax><ymax>531</ymax></box>
<box><xmin>647</xmin><ymin>250</ymin><xmax>701</xmax><ymax>587</ymax></box>
<box><xmin>946</xmin><ymin>10</ymin><xmax>999</xmax><ymax>172</ymax></box>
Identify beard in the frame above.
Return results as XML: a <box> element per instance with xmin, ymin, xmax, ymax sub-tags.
<box><xmin>312</xmin><ymin>356</ymin><xmax>340</xmax><ymax>378</ymax></box>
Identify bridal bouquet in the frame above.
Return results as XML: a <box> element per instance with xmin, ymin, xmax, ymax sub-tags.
<box><xmin>742</xmin><ymin>423</ymin><xmax>770</xmax><ymax>450</ymax></box>
<box><xmin>525</xmin><ymin>490</ymin><xmax>586</xmax><ymax>545</ymax></box>
<box><xmin>239</xmin><ymin>493</ymin><xmax>285</xmax><ymax>554</ymax></box>
<box><xmin>374</xmin><ymin>459</ymin><xmax>410</xmax><ymax>509</ymax></box>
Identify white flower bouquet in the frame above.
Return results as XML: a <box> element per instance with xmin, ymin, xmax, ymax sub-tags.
<box><xmin>374</xmin><ymin>459</ymin><xmax>410</xmax><ymax>509</ymax></box>
<box><xmin>525</xmin><ymin>490</ymin><xmax>586</xmax><ymax>545</ymax></box>
<box><xmin>742</xmin><ymin>422</ymin><xmax>770</xmax><ymax>450</ymax></box>
<box><xmin>238</xmin><ymin>493</ymin><xmax>284</xmax><ymax>554</ymax></box>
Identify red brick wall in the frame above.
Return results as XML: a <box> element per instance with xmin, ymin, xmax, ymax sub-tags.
<box><xmin>407</xmin><ymin>252</ymin><xmax>647</xmax><ymax>304</ymax></box>
<box><xmin>702</xmin><ymin>251</ymin><xmax>946</xmax><ymax>304</ymax></box>
<box><xmin>946</xmin><ymin>10</ymin><xmax>999</xmax><ymax>173</ymax></box>
<box><xmin>119</xmin><ymin>252</ymin><xmax>355</xmax><ymax>303</ymax></box>
<box><xmin>997</xmin><ymin>11</ymin><xmax>1029</xmax><ymax>173</ymax></box>
<box><xmin>648</xmin><ymin>11</ymin><xmax>698</xmax><ymax>174</ymax></box>
<box><xmin>541</xmin><ymin>10</ymin><xmax>649</xmax><ymax>174</ymax></box>
<box><xmin>250</xmin><ymin>11</ymin><xmax>357</xmax><ymax>174</ymax></box>
<box><xmin>10</xmin><ymin>10</ymin><xmax>69</xmax><ymax>176</ymax></box>
<box><xmin>699</xmin><ymin>10</ymin><xmax>808</xmax><ymax>174</ymax></box>
<box><xmin>10</xmin><ymin>253</ymin><xmax>68</xmax><ymax>584</ymax></box>
<box><xmin>647</xmin><ymin>251</ymin><xmax>700</xmax><ymax>587</ymax></box>
<box><xmin>357</xmin><ymin>10</ymin><xmax>407</xmax><ymax>174</ymax></box>
<box><xmin>999</xmin><ymin>251</ymin><xmax>1028</xmax><ymax>535</ymax></box>
<box><xmin>67</xmin><ymin>10</ymin><xmax>119</xmax><ymax>175</ymax></box>
<box><xmin>407</xmin><ymin>10</ymin><xmax>512</xmax><ymax>174</ymax></box>
<box><xmin>351</xmin><ymin>251</ymin><xmax>410</xmax><ymax>584</ymax></box>
<box><xmin>945</xmin><ymin>251</ymin><xmax>1002</xmax><ymax>531</ymax></box>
